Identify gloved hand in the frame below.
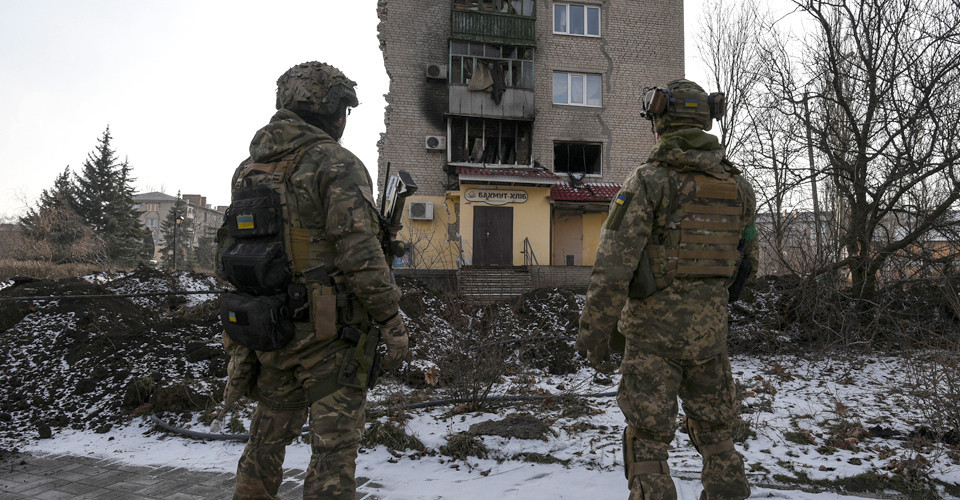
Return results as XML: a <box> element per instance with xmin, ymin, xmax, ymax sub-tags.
<box><xmin>378</xmin><ymin>313</ymin><xmax>408</xmax><ymax>371</ymax></box>
<box><xmin>576</xmin><ymin>319</ymin><xmax>617</xmax><ymax>374</ymax></box>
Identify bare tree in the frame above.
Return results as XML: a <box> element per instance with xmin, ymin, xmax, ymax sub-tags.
<box><xmin>756</xmin><ymin>0</ymin><xmax>960</xmax><ymax>302</ymax></box>
<box><xmin>697</xmin><ymin>0</ymin><xmax>765</xmax><ymax>160</ymax></box>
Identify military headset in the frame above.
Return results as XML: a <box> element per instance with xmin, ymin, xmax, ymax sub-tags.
<box><xmin>639</xmin><ymin>86</ymin><xmax>727</xmax><ymax>128</ymax></box>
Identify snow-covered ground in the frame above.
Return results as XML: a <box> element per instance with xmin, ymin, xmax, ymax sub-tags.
<box><xmin>23</xmin><ymin>355</ymin><xmax>960</xmax><ymax>499</ymax></box>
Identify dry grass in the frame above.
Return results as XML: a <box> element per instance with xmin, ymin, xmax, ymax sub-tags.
<box><xmin>0</xmin><ymin>259</ymin><xmax>107</xmax><ymax>281</ymax></box>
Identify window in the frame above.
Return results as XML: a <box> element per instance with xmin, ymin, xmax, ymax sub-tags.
<box><xmin>554</xmin><ymin>3</ymin><xmax>600</xmax><ymax>36</ymax></box>
<box><xmin>553</xmin><ymin>72</ymin><xmax>602</xmax><ymax>106</ymax></box>
<box><xmin>454</xmin><ymin>0</ymin><xmax>535</xmax><ymax>16</ymax></box>
<box><xmin>449</xmin><ymin>117</ymin><xmax>532</xmax><ymax>165</ymax></box>
<box><xmin>450</xmin><ymin>41</ymin><xmax>535</xmax><ymax>89</ymax></box>
<box><xmin>554</xmin><ymin>142</ymin><xmax>602</xmax><ymax>175</ymax></box>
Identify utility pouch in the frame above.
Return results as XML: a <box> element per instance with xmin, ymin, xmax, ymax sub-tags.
<box><xmin>219</xmin><ymin>240</ymin><xmax>291</xmax><ymax>294</ymax></box>
<box><xmin>628</xmin><ymin>247</ymin><xmax>660</xmax><ymax>299</ymax></box>
<box><xmin>337</xmin><ymin>325</ymin><xmax>379</xmax><ymax>390</ymax></box>
<box><xmin>220</xmin><ymin>292</ymin><xmax>295</xmax><ymax>351</ymax></box>
<box><xmin>224</xmin><ymin>185</ymin><xmax>283</xmax><ymax>239</ymax></box>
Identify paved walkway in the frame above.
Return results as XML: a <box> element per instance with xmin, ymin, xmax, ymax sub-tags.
<box><xmin>0</xmin><ymin>452</ymin><xmax>375</xmax><ymax>499</ymax></box>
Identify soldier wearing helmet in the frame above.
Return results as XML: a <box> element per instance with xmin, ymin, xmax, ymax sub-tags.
<box><xmin>218</xmin><ymin>61</ymin><xmax>407</xmax><ymax>499</ymax></box>
<box><xmin>578</xmin><ymin>78</ymin><xmax>757</xmax><ymax>500</ymax></box>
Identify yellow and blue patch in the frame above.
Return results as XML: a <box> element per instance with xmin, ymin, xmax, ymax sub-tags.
<box><xmin>228</xmin><ymin>311</ymin><xmax>238</xmax><ymax>323</ymax></box>
<box><xmin>236</xmin><ymin>215</ymin><xmax>255</xmax><ymax>230</ymax></box>
<box><xmin>615</xmin><ymin>193</ymin><xmax>628</xmax><ymax>205</ymax></box>
<box><xmin>684</xmin><ymin>98</ymin><xmax>699</xmax><ymax>107</ymax></box>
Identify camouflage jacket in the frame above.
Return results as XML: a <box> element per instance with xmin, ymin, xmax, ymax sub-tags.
<box><xmin>232</xmin><ymin>109</ymin><xmax>400</xmax><ymax>323</ymax></box>
<box><xmin>579</xmin><ymin>129</ymin><xmax>757</xmax><ymax>360</ymax></box>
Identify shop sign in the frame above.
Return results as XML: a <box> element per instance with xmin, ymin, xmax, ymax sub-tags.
<box><xmin>464</xmin><ymin>188</ymin><xmax>528</xmax><ymax>205</ymax></box>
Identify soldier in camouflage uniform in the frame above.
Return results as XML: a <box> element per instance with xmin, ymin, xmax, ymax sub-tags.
<box><xmin>220</xmin><ymin>61</ymin><xmax>407</xmax><ymax>500</ymax></box>
<box><xmin>577</xmin><ymin>79</ymin><xmax>757</xmax><ymax>500</ymax></box>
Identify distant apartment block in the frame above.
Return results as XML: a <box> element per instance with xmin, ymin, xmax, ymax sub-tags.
<box><xmin>377</xmin><ymin>0</ymin><xmax>683</xmax><ymax>278</ymax></box>
<box><xmin>132</xmin><ymin>192</ymin><xmax>224</xmax><ymax>259</ymax></box>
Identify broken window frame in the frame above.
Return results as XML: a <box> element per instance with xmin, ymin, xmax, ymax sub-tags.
<box><xmin>450</xmin><ymin>41</ymin><xmax>535</xmax><ymax>89</ymax></box>
<box><xmin>448</xmin><ymin>116</ymin><xmax>533</xmax><ymax>167</ymax></box>
<box><xmin>453</xmin><ymin>0</ymin><xmax>536</xmax><ymax>17</ymax></box>
<box><xmin>553</xmin><ymin>141</ymin><xmax>603</xmax><ymax>176</ymax></box>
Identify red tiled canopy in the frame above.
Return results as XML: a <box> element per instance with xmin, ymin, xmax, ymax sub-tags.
<box><xmin>456</xmin><ymin>166</ymin><xmax>561</xmax><ymax>180</ymax></box>
<box><xmin>551</xmin><ymin>181</ymin><xmax>622</xmax><ymax>202</ymax></box>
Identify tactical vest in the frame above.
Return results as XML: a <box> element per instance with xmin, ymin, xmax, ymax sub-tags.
<box><xmin>630</xmin><ymin>164</ymin><xmax>747</xmax><ymax>298</ymax></box>
<box><xmin>217</xmin><ymin>143</ymin><xmax>330</xmax><ymax>350</ymax></box>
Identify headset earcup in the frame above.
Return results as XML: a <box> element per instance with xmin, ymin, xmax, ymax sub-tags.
<box><xmin>709</xmin><ymin>92</ymin><xmax>727</xmax><ymax>119</ymax></box>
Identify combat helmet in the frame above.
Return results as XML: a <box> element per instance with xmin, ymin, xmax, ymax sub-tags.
<box><xmin>640</xmin><ymin>79</ymin><xmax>726</xmax><ymax>133</ymax></box>
<box><xmin>275</xmin><ymin>61</ymin><xmax>359</xmax><ymax>118</ymax></box>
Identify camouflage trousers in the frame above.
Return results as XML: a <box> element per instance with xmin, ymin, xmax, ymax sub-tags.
<box><xmin>617</xmin><ymin>351</ymin><xmax>750</xmax><ymax>500</ymax></box>
<box><xmin>234</xmin><ymin>349</ymin><xmax>366</xmax><ymax>500</ymax></box>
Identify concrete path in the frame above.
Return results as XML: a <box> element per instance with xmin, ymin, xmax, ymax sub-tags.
<box><xmin>0</xmin><ymin>452</ymin><xmax>376</xmax><ymax>499</ymax></box>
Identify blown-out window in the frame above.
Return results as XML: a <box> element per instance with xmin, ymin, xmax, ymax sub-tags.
<box><xmin>450</xmin><ymin>41</ymin><xmax>535</xmax><ymax>89</ymax></box>
<box><xmin>449</xmin><ymin>117</ymin><xmax>532</xmax><ymax>165</ymax></box>
<box><xmin>554</xmin><ymin>141</ymin><xmax>602</xmax><ymax>175</ymax></box>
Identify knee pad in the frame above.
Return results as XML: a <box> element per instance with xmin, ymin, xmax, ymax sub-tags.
<box><xmin>685</xmin><ymin>418</ymin><xmax>735</xmax><ymax>457</ymax></box>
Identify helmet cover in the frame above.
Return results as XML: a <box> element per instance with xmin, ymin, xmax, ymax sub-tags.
<box><xmin>275</xmin><ymin>61</ymin><xmax>359</xmax><ymax>117</ymax></box>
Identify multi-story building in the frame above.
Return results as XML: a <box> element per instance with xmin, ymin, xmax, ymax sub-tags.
<box><xmin>377</xmin><ymin>0</ymin><xmax>683</xmax><ymax>287</ymax></box>
<box><xmin>132</xmin><ymin>192</ymin><xmax>224</xmax><ymax>259</ymax></box>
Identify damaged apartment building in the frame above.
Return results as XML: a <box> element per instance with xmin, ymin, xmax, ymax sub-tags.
<box><xmin>377</xmin><ymin>0</ymin><xmax>683</xmax><ymax>295</ymax></box>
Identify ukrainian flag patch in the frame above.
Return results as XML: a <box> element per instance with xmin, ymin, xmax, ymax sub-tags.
<box><xmin>684</xmin><ymin>98</ymin><xmax>699</xmax><ymax>107</ymax></box>
<box><xmin>616</xmin><ymin>194</ymin><xmax>627</xmax><ymax>205</ymax></box>
<box><xmin>237</xmin><ymin>214</ymin><xmax>255</xmax><ymax>230</ymax></box>
<box><xmin>228</xmin><ymin>311</ymin><xmax>238</xmax><ymax>323</ymax></box>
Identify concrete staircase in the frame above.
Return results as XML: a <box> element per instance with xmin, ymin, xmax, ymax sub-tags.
<box><xmin>458</xmin><ymin>266</ymin><xmax>534</xmax><ymax>304</ymax></box>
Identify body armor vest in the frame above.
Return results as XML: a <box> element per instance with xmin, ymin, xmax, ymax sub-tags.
<box><xmin>630</xmin><ymin>165</ymin><xmax>747</xmax><ymax>298</ymax></box>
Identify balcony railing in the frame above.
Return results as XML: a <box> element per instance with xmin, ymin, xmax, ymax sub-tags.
<box><xmin>451</xmin><ymin>10</ymin><xmax>536</xmax><ymax>46</ymax></box>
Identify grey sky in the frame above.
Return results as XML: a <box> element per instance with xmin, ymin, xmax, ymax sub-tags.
<box><xmin>0</xmin><ymin>0</ymin><xmax>794</xmax><ymax>220</ymax></box>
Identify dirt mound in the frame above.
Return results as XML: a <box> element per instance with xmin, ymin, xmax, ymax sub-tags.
<box><xmin>0</xmin><ymin>271</ymin><xmax>226</xmax><ymax>446</ymax></box>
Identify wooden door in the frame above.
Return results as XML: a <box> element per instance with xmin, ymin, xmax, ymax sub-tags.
<box><xmin>473</xmin><ymin>206</ymin><xmax>513</xmax><ymax>266</ymax></box>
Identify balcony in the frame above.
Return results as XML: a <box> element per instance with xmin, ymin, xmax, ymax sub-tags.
<box><xmin>451</xmin><ymin>9</ymin><xmax>536</xmax><ymax>46</ymax></box>
<box><xmin>449</xmin><ymin>85</ymin><xmax>535</xmax><ymax>120</ymax></box>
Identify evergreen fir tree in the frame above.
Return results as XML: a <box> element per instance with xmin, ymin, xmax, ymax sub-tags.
<box><xmin>159</xmin><ymin>194</ymin><xmax>194</xmax><ymax>270</ymax></box>
<box><xmin>194</xmin><ymin>225</ymin><xmax>218</xmax><ymax>271</ymax></box>
<box><xmin>73</xmin><ymin>127</ymin><xmax>151</xmax><ymax>265</ymax></box>
<box><xmin>18</xmin><ymin>166</ymin><xmax>102</xmax><ymax>262</ymax></box>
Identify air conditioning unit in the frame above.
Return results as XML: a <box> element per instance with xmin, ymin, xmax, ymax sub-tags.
<box><xmin>409</xmin><ymin>201</ymin><xmax>434</xmax><ymax>221</ymax></box>
<box><xmin>426</xmin><ymin>63</ymin><xmax>448</xmax><ymax>80</ymax></box>
<box><xmin>425</xmin><ymin>135</ymin><xmax>446</xmax><ymax>150</ymax></box>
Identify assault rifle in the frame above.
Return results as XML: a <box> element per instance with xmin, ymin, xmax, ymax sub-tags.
<box><xmin>379</xmin><ymin>163</ymin><xmax>418</xmax><ymax>267</ymax></box>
